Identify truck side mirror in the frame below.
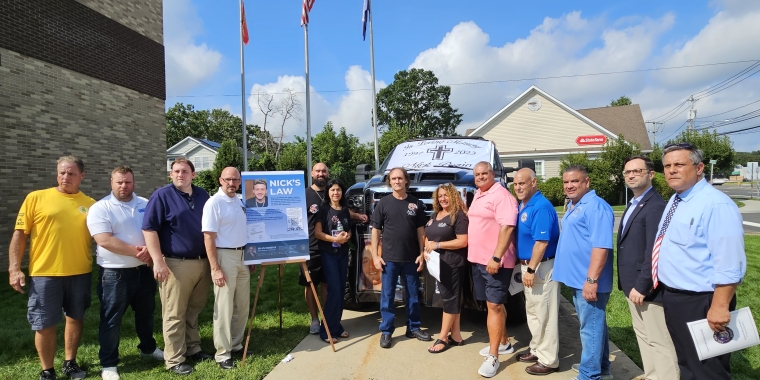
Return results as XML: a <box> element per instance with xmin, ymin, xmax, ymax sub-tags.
<box><xmin>518</xmin><ymin>159</ymin><xmax>535</xmax><ymax>171</ymax></box>
<box><xmin>355</xmin><ymin>164</ymin><xmax>372</xmax><ymax>182</ymax></box>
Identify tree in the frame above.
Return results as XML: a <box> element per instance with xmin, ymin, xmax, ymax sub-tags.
<box><xmin>248</xmin><ymin>152</ymin><xmax>277</xmax><ymax>172</ymax></box>
<box><xmin>376</xmin><ymin>68</ymin><xmax>462</xmax><ymax>138</ymax></box>
<box><xmin>275</xmin><ymin>88</ymin><xmax>303</xmax><ymax>160</ymax></box>
<box><xmin>610</xmin><ymin>96</ymin><xmax>632</xmax><ymax>107</ymax></box>
<box><xmin>192</xmin><ymin>170</ymin><xmax>217</xmax><ymax>194</ymax></box>
<box><xmin>378</xmin><ymin>121</ymin><xmax>415</xmax><ymax>164</ymax></box>
<box><xmin>253</xmin><ymin>89</ymin><xmax>277</xmax><ymax>155</ymax></box>
<box><xmin>559</xmin><ymin>152</ymin><xmax>616</xmax><ymax>204</ymax></box>
<box><xmin>663</xmin><ymin>129</ymin><xmax>735</xmax><ymax>174</ymax></box>
<box><xmin>596</xmin><ymin>135</ymin><xmax>641</xmax><ymax>204</ymax></box>
<box><xmin>212</xmin><ymin>140</ymin><xmax>243</xmax><ymax>177</ymax></box>
<box><xmin>734</xmin><ymin>150</ymin><xmax>760</xmax><ymax>167</ymax></box>
<box><xmin>165</xmin><ymin>103</ymin><xmax>210</xmax><ymax>148</ymax></box>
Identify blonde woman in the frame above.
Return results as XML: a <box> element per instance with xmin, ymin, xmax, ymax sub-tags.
<box><xmin>424</xmin><ymin>183</ymin><xmax>469</xmax><ymax>353</ymax></box>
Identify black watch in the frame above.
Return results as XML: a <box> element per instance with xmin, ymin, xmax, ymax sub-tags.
<box><xmin>526</xmin><ymin>266</ymin><xmax>536</xmax><ymax>274</ymax></box>
<box><xmin>491</xmin><ymin>256</ymin><xmax>501</xmax><ymax>263</ymax></box>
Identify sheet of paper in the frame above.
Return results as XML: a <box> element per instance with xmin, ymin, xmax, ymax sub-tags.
<box><xmin>508</xmin><ymin>264</ymin><xmax>524</xmax><ymax>295</ymax></box>
<box><xmin>687</xmin><ymin>307</ymin><xmax>760</xmax><ymax>360</ymax></box>
<box><xmin>425</xmin><ymin>250</ymin><xmax>441</xmax><ymax>282</ymax></box>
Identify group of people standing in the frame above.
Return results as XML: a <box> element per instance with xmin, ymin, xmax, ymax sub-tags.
<box><xmin>7</xmin><ymin>141</ymin><xmax>746</xmax><ymax>380</ymax></box>
<box><xmin>359</xmin><ymin>142</ymin><xmax>745</xmax><ymax>380</ymax></box>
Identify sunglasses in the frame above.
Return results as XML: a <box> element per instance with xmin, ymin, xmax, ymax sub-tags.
<box><xmin>663</xmin><ymin>142</ymin><xmax>695</xmax><ymax>150</ymax></box>
<box><xmin>179</xmin><ymin>192</ymin><xmax>195</xmax><ymax>210</ymax></box>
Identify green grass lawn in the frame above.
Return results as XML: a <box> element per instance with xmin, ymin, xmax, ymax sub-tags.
<box><xmin>555</xmin><ymin>205</ymin><xmax>627</xmax><ymax>213</ymax></box>
<box><xmin>0</xmin><ymin>264</ymin><xmax>310</xmax><ymax>379</ymax></box>
<box><xmin>561</xmin><ymin>235</ymin><xmax>760</xmax><ymax>379</ymax></box>
<box><xmin>734</xmin><ymin>199</ymin><xmax>746</xmax><ymax>208</ymax></box>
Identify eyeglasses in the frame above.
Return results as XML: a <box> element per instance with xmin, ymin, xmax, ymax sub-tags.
<box><xmin>622</xmin><ymin>168</ymin><xmax>650</xmax><ymax>176</ymax></box>
<box><xmin>222</xmin><ymin>178</ymin><xmax>241</xmax><ymax>183</ymax></box>
<box><xmin>663</xmin><ymin>142</ymin><xmax>695</xmax><ymax>150</ymax></box>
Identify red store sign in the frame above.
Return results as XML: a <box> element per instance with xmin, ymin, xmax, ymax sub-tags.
<box><xmin>575</xmin><ymin>135</ymin><xmax>607</xmax><ymax>146</ymax></box>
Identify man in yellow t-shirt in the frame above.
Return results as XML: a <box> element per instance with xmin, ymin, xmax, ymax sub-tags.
<box><xmin>8</xmin><ymin>156</ymin><xmax>96</xmax><ymax>380</ymax></box>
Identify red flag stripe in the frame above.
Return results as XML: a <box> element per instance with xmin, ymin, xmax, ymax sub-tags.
<box><xmin>301</xmin><ymin>0</ymin><xmax>315</xmax><ymax>26</ymax></box>
<box><xmin>241</xmin><ymin>1</ymin><xmax>249</xmax><ymax>45</ymax></box>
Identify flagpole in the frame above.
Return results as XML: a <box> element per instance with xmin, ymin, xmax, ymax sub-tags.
<box><xmin>240</xmin><ymin>0</ymin><xmax>248</xmax><ymax>171</ymax></box>
<box><xmin>369</xmin><ymin>4</ymin><xmax>379</xmax><ymax>171</ymax></box>
<box><xmin>304</xmin><ymin>23</ymin><xmax>313</xmax><ymax>186</ymax></box>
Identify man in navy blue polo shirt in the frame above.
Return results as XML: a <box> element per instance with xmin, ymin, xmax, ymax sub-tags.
<box><xmin>513</xmin><ymin>168</ymin><xmax>560</xmax><ymax>376</ymax></box>
<box><xmin>143</xmin><ymin>157</ymin><xmax>212</xmax><ymax>376</ymax></box>
<box><xmin>554</xmin><ymin>165</ymin><xmax>614</xmax><ymax>380</ymax></box>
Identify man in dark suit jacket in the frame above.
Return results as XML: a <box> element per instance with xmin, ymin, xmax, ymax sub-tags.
<box><xmin>617</xmin><ymin>155</ymin><xmax>678</xmax><ymax>380</ymax></box>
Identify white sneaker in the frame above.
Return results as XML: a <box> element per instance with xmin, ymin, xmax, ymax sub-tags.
<box><xmin>140</xmin><ymin>347</ymin><xmax>164</xmax><ymax>361</ymax></box>
<box><xmin>478</xmin><ymin>342</ymin><xmax>514</xmax><ymax>356</ymax></box>
<box><xmin>101</xmin><ymin>367</ymin><xmax>120</xmax><ymax>380</ymax></box>
<box><xmin>571</xmin><ymin>363</ymin><xmax>613</xmax><ymax>380</ymax></box>
<box><xmin>478</xmin><ymin>354</ymin><xmax>499</xmax><ymax>378</ymax></box>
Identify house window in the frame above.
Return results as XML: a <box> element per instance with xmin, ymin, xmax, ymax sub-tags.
<box><xmin>534</xmin><ymin>160</ymin><xmax>545</xmax><ymax>179</ymax></box>
<box><xmin>195</xmin><ymin>156</ymin><xmax>212</xmax><ymax>170</ymax></box>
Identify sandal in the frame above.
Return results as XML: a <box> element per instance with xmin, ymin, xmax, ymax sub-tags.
<box><xmin>339</xmin><ymin>331</ymin><xmax>349</xmax><ymax>338</ymax></box>
<box><xmin>323</xmin><ymin>337</ymin><xmax>337</xmax><ymax>344</ymax></box>
<box><xmin>427</xmin><ymin>339</ymin><xmax>451</xmax><ymax>354</ymax></box>
<box><xmin>448</xmin><ymin>335</ymin><xmax>464</xmax><ymax>346</ymax></box>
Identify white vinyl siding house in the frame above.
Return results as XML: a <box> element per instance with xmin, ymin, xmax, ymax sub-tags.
<box><xmin>166</xmin><ymin>137</ymin><xmax>220</xmax><ymax>172</ymax></box>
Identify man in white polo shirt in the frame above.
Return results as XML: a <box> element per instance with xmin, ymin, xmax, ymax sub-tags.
<box><xmin>202</xmin><ymin>167</ymin><xmax>252</xmax><ymax>370</ymax></box>
<box><xmin>86</xmin><ymin>166</ymin><xmax>164</xmax><ymax>380</ymax></box>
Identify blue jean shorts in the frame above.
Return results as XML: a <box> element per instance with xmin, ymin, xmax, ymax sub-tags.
<box><xmin>471</xmin><ymin>263</ymin><xmax>510</xmax><ymax>305</ymax></box>
<box><xmin>27</xmin><ymin>273</ymin><xmax>92</xmax><ymax>330</ymax></box>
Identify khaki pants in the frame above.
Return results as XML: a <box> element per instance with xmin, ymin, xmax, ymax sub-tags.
<box><xmin>213</xmin><ymin>249</ymin><xmax>251</xmax><ymax>361</ymax></box>
<box><xmin>159</xmin><ymin>258</ymin><xmax>211</xmax><ymax>368</ymax></box>
<box><xmin>627</xmin><ymin>298</ymin><xmax>679</xmax><ymax>380</ymax></box>
<box><xmin>522</xmin><ymin>259</ymin><xmax>560</xmax><ymax>368</ymax></box>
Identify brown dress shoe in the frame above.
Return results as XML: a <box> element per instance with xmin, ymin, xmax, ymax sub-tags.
<box><xmin>517</xmin><ymin>352</ymin><xmax>539</xmax><ymax>363</ymax></box>
<box><xmin>525</xmin><ymin>362</ymin><xmax>559</xmax><ymax>376</ymax></box>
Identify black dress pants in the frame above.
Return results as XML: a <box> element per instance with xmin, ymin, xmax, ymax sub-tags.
<box><xmin>661</xmin><ymin>284</ymin><xmax>736</xmax><ymax>380</ymax></box>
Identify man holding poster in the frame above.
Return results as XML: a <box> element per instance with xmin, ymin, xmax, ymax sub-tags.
<box><xmin>202</xmin><ymin>167</ymin><xmax>251</xmax><ymax>370</ymax></box>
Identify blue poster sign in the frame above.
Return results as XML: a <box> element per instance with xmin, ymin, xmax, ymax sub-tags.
<box><xmin>241</xmin><ymin>171</ymin><xmax>310</xmax><ymax>265</ymax></box>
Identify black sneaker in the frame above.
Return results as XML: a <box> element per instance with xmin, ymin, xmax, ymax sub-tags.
<box><xmin>61</xmin><ymin>360</ymin><xmax>86</xmax><ymax>379</ymax></box>
<box><xmin>405</xmin><ymin>329</ymin><xmax>432</xmax><ymax>341</ymax></box>
<box><xmin>379</xmin><ymin>333</ymin><xmax>392</xmax><ymax>348</ymax></box>
<box><xmin>39</xmin><ymin>368</ymin><xmax>56</xmax><ymax>380</ymax></box>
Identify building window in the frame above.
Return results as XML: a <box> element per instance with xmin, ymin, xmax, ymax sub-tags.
<box><xmin>534</xmin><ymin>160</ymin><xmax>545</xmax><ymax>179</ymax></box>
<box><xmin>195</xmin><ymin>156</ymin><xmax>212</xmax><ymax>170</ymax></box>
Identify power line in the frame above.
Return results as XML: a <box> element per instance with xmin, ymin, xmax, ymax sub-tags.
<box><xmin>696</xmin><ymin>99</ymin><xmax>760</xmax><ymax>120</ymax></box>
<box><xmin>717</xmin><ymin>125</ymin><xmax>760</xmax><ymax>135</ymax></box>
<box><xmin>692</xmin><ymin>62</ymin><xmax>760</xmax><ymax>100</ymax></box>
<box><xmin>166</xmin><ymin>58</ymin><xmax>760</xmax><ymax>99</ymax></box>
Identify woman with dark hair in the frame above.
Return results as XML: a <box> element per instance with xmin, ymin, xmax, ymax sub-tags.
<box><xmin>314</xmin><ymin>179</ymin><xmax>353</xmax><ymax>343</ymax></box>
<box><xmin>424</xmin><ymin>183</ymin><xmax>469</xmax><ymax>353</ymax></box>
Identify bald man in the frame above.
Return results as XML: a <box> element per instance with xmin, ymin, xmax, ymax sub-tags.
<box><xmin>202</xmin><ymin>167</ymin><xmax>251</xmax><ymax>369</ymax></box>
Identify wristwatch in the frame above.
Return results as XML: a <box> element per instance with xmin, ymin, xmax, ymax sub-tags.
<box><xmin>526</xmin><ymin>266</ymin><xmax>536</xmax><ymax>274</ymax></box>
<box><xmin>586</xmin><ymin>277</ymin><xmax>597</xmax><ymax>284</ymax></box>
<box><xmin>492</xmin><ymin>256</ymin><xmax>501</xmax><ymax>263</ymax></box>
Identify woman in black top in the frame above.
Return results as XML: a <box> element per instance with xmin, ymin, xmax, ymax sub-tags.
<box><xmin>314</xmin><ymin>179</ymin><xmax>352</xmax><ymax>343</ymax></box>
<box><xmin>424</xmin><ymin>183</ymin><xmax>469</xmax><ymax>353</ymax></box>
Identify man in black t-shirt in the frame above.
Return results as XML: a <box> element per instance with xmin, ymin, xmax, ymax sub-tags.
<box><xmin>301</xmin><ymin>163</ymin><xmax>368</xmax><ymax>334</ymax></box>
<box><xmin>370</xmin><ymin>167</ymin><xmax>432</xmax><ymax>348</ymax></box>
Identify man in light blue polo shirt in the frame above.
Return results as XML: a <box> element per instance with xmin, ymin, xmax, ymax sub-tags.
<box><xmin>554</xmin><ymin>165</ymin><xmax>614</xmax><ymax>380</ymax></box>
<box><xmin>513</xmin><ymin>168</ymin><xmax>560</xmax><ymax>376</ymax></box>
<box><xmin>656</xmin><ymin>143</ymin><xmax>745</xmax><ymax>380</ymax></box>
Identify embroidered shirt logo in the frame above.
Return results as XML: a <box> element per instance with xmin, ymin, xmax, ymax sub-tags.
<box><xmin>78</xmin><ymin>206</ymin><xmax>88</xmax><ymax>214</ymax></box>
<box><xmin>520</xmin><ymin>212</ymin><xmax>528</xmax><ymax>223</ymax></box>
<box><xmin>309</xmin><ymin>204</ymin><xmax>319</xmax><ymax>214</ymax></box>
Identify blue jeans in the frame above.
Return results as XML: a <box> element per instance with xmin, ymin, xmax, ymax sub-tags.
<box><xmin>97</xmin><ymin>265</ymin><xmax>158</xmax><ymax>367</ymax></box>
<box><xmin>320</xmin><ymin>251</ymin><xmax>348</xmax><ymax>339</ymax></box>
<box><xmin>379</xmin><ymin>261</ymin><xmax>421</xmax><ymax>334</ymax></box>
<box><xmin>572</xmin><ymin>288</ymin><xmax>611</xmax><ymax>380</ymax></box>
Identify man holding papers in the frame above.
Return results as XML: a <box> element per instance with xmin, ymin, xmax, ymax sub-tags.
<box><xmin>423</xmin><ymin>183</ymin><xmax>469</xmax><ymax>354</ymax></box>
<box><xmin>656</xmin><ymin>143</ymin><xmax>746</xmax><ymax>380</ymax></box>
<box><xmin>513</xmin><ymin>168</ymin><xmax>560</xmax><ymax>376</ymax></box>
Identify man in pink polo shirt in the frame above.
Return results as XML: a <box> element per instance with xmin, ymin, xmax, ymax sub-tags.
<box><xmin>468</xmin><ymin>161</ymin><xmax>519</xmax><ymax>378</ymax></box>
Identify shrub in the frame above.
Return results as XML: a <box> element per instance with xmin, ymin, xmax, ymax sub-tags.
<box><xmin>537</xmin><ymin>177</ymin><xmax>565</xmax><ymax>206</ymax></box>
<box><xmin>652</xmin><ymin>172</ymin><xmax>675</xmax><ymax>201</ymax></box>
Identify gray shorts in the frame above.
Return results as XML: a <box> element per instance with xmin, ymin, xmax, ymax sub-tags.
<box><xmin>27</xmin><ymin>273</ymin><xmax>92</xmax><ymax>330</ymax></box>
<box><xmin>471</xmin><ymin>263</ymin><xmax>510</xmax><ymax>305</ymax></box>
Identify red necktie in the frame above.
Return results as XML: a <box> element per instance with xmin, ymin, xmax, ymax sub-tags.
<box><xmin>652</xmin><ymin>195</ymin><xmax>681</xmax><ymax>289</ymax></box>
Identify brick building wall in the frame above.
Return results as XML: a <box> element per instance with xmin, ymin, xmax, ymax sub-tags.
<box><xmin>0</xmin><ymin>0</ymin><xmax>166</xmax><ymax>271</ymax></box>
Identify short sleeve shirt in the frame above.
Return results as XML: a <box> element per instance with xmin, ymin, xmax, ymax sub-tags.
<box><xmin>424</xmin><ymin>210</ymin><xmax>469</xmax><ymax>267</ymax></box>
<box><xmin>305</xmin><ymin>187</ymin><xmax>326</xmax><ymax>253</ymax></box>
<box><xmin>370</xmin><ymin>194</ymin><xmax>427</xmax><ymax>263</ymax></box>
<box><xmin>87</xmin><ymin>192</ymin><xmax>148</xmax><ymax>268</ymax></box>
<box><xmin>316</xmin><ymin>206</ymin><xmax>353</xmax><ymax>255</ymax></box>
<box><xmin>467</xmin><ymin>183</ymin><xmax>518</xmax><ymax>268</ymax></box>
<box><xmin>16</xmin><ymin>188</ymin><xmax>96</xmax><ymax>276</ymax></box>
<box><xmin>142</xmin><ymin>184</ymin><xmax>209</xmax><ymax>257</ymax></box>
<box><xmin>201</xmin><ymin>188</ymin><xmax>248</xmax><ymax>248</ymax></box>
<box><xmin>553</xmin><ymin>190</ymin><xmax>614</xmax><ymax>292</ymax></box>
<box><xmin>516</xmin><ymin>191</ymin><xmax>559</xmax><ymax>261</ymax></box>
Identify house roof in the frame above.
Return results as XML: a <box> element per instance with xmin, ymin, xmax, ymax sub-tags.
<box><xmin>199</xmin><ymin>139</ymin><xmax>221</xmax><ymax>149</ymax></box>
<box><xmin>576</xmin><ymin>104</ymin><xmax>652</xmax><ymax>150</ymax></box>
<box><xmin>167</xmin><ymin>136</ymin><xmax>220</xmax><ymax>155</ymax></box>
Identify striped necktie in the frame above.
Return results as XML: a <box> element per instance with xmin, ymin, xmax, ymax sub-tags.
<box><xmin>651</xmin><ymin>195</ymin><xmax>681</xmax><ymax>289</ymax></box>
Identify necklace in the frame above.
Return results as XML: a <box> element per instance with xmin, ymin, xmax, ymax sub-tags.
<box><xmin>312</xmin><ymin>186</ymin><xmax>325</xmax><ymax>202</ymax></box>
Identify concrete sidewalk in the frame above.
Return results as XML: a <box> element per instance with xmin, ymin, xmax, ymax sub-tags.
<box><xmin>264</xmin><ymin>298</ymin><xmax>643</xmax><ymax>380</ymax></box>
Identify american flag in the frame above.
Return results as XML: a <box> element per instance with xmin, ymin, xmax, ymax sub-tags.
<box><xmin>301</xmin><ymin>0</ymin><xmax>315</xmax><ymax>26</ymax></box>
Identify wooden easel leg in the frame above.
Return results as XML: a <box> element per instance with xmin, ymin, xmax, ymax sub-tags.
<box><xmin>241</xmin><ymin>265</ymin><xmax>266</xmax><ymax>367</ymax></box>
<box><xmin>278</xmin><ymin>264</ymin><xmax>283</xmax><ymax>331</ymax></box>
<box><xmin>301</xmin><ymin>262</ymin><xmax>335</xmax><ymax>352</ymax></box>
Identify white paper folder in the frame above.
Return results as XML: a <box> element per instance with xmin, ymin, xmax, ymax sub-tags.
<box><xmin>687</xmin><ymin>307</ymin><xmax>760</xmax><ymax>360</ymax></box>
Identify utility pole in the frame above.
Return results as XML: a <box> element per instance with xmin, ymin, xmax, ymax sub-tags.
<box><xmin>687</xmin><ymin>95</ymin><xmax>697</xmax><ymax>132</ymax></box>
<box><xmin>646</xmin><ymin>121</ymin><xmax>664</xmax><ymax>145</ymax></box>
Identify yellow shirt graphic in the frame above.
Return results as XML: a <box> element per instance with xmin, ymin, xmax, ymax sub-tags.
<box><xmin>16</xmin><ymin>188</ymin><xmax>96</xmax><ymax>276</ymax></box>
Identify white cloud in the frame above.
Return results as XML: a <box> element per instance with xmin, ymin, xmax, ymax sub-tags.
<box><xmin>164</xmin><ymin>0</ymin><xmax>222</xmax><ymax>95</ymax></box>
<box><xmin>325</xmin><ymin>66</ymin><xmax>387</xmax><ymax>142</ymax></box>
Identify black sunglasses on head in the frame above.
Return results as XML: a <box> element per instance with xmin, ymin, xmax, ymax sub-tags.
<box><xmin>663</xmin><ymin>142</ymin><xmax>695</xmax><ymax>150</ymax></box>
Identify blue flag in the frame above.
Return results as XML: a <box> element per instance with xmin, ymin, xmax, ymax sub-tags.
<box><xmin>362</xmin><ymin>0</ymin><xmax>371</xmax><ymax>40</ymax></box>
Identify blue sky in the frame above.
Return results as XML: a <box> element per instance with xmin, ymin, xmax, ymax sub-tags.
<box><xmin>163</xmin><ymin>0</ymin><xmax>760</xmax><ymax>152</ymax></box>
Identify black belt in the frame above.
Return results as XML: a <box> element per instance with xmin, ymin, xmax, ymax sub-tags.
<box><xmin>163</xmin><ymin>254</ymin><xmax>207</xmax><ymax>260</ymax></box>
<box><xmin>217</xmin><ymin>246</ymin><xmax>246</xmax><ymax>251</ymax></box>
<box><xmin>520</xmin><ymin>257</ymin><xmax>554</xmax><ymax>266</ymax></box>
<box><xmin>660</xmin><ymin>282</ymin><xmax>712</xmax><ymax>295</ymax></box>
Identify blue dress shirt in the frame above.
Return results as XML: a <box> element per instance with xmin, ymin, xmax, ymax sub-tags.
<box><xmin>554</xmin><ymin>190</ymin><xmax>615</xmax><ymax>292</ymax></box>
<box><xmin>622</xmin><ymin>186</ymin><xmax>653</xmax><ymax>230</ymax></box>
<box><xmin>658</xmin><ymin>178</ymin><xmax>745</xmax><ymax>292</ymax></box>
